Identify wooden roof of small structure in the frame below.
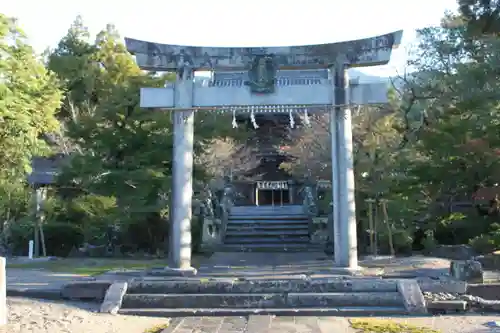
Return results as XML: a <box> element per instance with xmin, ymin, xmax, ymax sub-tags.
<box><xmin>27</xmin><ymin>154</ymin><xmax>68</xmax><ymax>186</ymax></box>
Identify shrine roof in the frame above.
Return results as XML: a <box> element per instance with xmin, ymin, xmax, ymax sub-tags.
<box><xmin>125</xmin><ymin>30</ymin><xmax>403</xmax><ymax>71</ymax></box>
<box><xmin>27</xmin><ymin>154</ymin><xmax>67</xmax><ymax>186</ymax></box>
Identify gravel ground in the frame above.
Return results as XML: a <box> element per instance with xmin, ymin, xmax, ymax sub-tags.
<box><xmin>0</xmin><ymin>297</ymin><xmax>170</xmax><ymax>333</ymax></box>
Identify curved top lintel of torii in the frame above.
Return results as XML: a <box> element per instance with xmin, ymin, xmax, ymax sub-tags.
<box><xmin>125</xmin><ymin>30</ymin><xmax>403</xmax><ymax>72</ymax></box>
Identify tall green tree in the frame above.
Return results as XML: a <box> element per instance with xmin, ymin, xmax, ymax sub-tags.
<box><xmin>47</xmin><ymin>18</ymin><xmax>242</xmax><ymax>251</ymax></box>
<box><xmin>49</xmin><ymin>23</ymin><xmax>172</xmax><ymax>243</ymax></box>
<box><xmin>0</xmin><ymin>14</ymin><xmax>62</xmax><ymax>252</ymax></box>
<box><xmin>0</xmin><ymin>14</ymin><xmax>62</xmax><ymax>179</ymax></box>
<box><xmin>392</xmin><ymin>11</ymin><xmax>500</xmax><ymax>247</ymax></box>
<box><xmin>47</xmin><ymin>15</ymin><xmax>97</xmax><ymax>120</ymax></box>
<box><xmin>459</xmin><ymin>0</ymin><xmax>500</xmax><ymax>36</ymax></box>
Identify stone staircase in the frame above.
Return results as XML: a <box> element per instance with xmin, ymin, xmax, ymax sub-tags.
<box><xmin>118</xmin><ymin>277</ymin><xmax>417</xmax><ymax>317</ymax></box>
<box><xmin>220</xmin><ymin>205</ymin><xmax>316</xmax><ymax>252</ymax></box>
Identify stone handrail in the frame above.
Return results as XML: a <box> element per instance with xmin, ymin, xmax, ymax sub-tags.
<box><xmin>218</xmin><ymin>186</ymin><xmax>234</xmax><ymax>240</ymax></box>
<box><xmin>197</xmin><ymin>186</ymin><xmax>220</xmax><ymax>253</ymax></box>
<box><xmin>300</xmin><ymin>185</ymin><xmax>317</xmax><ymax>239</ymax></box>
<box><xmin>301</xmin><ymin>185</ymin><xmax>318</xmax><ymax>217</ymax></box>
<box><xmin>200</xmin><ymin>191</ymin><xmax>215</xmax><ymax>220</ymax></box>
<box><xmin>301</xmin><ymin>185</ymin><xmax>332</xmax><ymax>250</ymax></box>
<box><xmin>199</xmin><ymin>184</ymin><xmax>234</xmax><ymax>253</ymax></box>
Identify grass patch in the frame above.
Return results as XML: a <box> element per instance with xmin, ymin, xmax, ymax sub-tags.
<box><xmin>350</xmin><ymin>319</ymin><xmax>440</xmax><ymax>333</ymax></box>
<box><xmin>143</xmin><ymin>323</ymin><xmax>169</xmax><ymax>333</ymax></box>
<box><xmin>7</xmin><ymin>256</ymin><xmax>202</xmax><ymax>276</ymax></box>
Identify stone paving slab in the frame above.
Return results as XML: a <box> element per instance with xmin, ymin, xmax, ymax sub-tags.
<box><xmin>6</xmin><ymin>254</ymin><xmax>458</xmax><ymax>291</ymax></box>
<box><xmin>7</xmin><ymin>268</ymin><xmax>95</xmax><ymax>290</ymax></box>
<box><xmin>6</xmin><ymin>268</ymin><xmax>132</xmax><ymax>301</ymax></box>
<box><xmin>162</xmin><ymin>316</ymin><xmax>356</xmax><ymax>333</ymax></box>
<box><xmin>161</xmin><ymin>315</ymin><xmax>500</xmax><ymax>333</ymax></box>
<box><xmin>198</xmin><ymin>252</ymin><xmax>384</xmax><ymax>278</ymax></box>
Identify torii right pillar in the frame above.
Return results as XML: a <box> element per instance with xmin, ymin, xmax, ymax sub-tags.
<box><xmin>331</xmin><ymin>62</ymin><xmax>358</xmax><ymax>270</ymax></box>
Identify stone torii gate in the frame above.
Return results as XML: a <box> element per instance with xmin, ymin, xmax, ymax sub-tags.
<box><xmin>125</xmin><ymin>31</ymin><xmax>403</xmax><ymax>275</ymax></box>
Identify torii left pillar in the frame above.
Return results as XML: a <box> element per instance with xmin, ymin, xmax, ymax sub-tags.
<box><xmin>330</xmin><ymin>62</ymin><xmax>359</xmax><ymax>271</ymax></box>
<box><xmin>163</xmin><ymin>67</ymin><xmax>197</xmax><ymax>276</ymax></box>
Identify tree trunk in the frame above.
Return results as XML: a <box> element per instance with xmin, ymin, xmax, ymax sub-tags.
<box><xmin>366</xmin><ymin>199</ymin><xmax>376</xmax><ymax>255</ymax></box>
<box><xmin>381</xmin><ymin>199</ymin><xmax>395</xmax><ymax>256</ymax></box>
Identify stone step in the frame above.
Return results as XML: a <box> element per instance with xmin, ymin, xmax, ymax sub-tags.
<box><xmin>426</xmin><ymin>300</ymin><xmax>468</xmax><ymax>314</ymax></box>
<box><xmin>230</xmin><ymin>206</ymin><xmax>303</xmax><ymax>212</ymax></box>
<box><xmin>231</xmin><ymin>205</ymin><xmax>303</xmax><ymax>215</ymax></box>
<box><xmin>232</xmin><ymin>204</ymin><xmax>303</xmax><ymax>208</ymax></box>
<box><xmin>230</xmin><ymin>209</ymin><xmax>306</xmax><ymax>215</ymax></box>
<box><xmin>121</xmin><ymin>292</ymin><xmax>404</xmax><ymax>309</ymax></box>
<box><xmin>217</xmin><ymin>243</ymin><xmax>322</xmax><ymax>252</ymax></box>
<box><xmin>127</xmin><ymin>278</ymin><xmax>400</xmax><ymax>294</ymax></box>
<box><xmin>229</xmin><ymin>212</ymin><xmax>305</xmax><ymax>218</ymax></box>
<box><xmin>118</xmin><ymin>306</ymin><xmax>409</xmax><ymax>317</ymax></box>
<box><xmin>226</xmin><ymin>224</ymin><xmax>309</xmax><ymax>231</ymax></box>
<box><xmin>227</xmin><ymin>218</ymin><xmax>308</xmax><ymax>223</ymax></box>
<box><xmin>224</xmin><ymin>236</ymin><xmax>310</xmax><ymax>244</ymax></box>
<box><xmin>225</xmin><ymin>229</ymin><xmax>309</xmax><ymax>236</ymax></box>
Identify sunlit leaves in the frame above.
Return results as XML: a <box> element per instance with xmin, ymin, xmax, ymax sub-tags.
<box><xmin>0</xmin><ymin>13</ymin><xmax>62</xmax><ymax>180</ymax></box>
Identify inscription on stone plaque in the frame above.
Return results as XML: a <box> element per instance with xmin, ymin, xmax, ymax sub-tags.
<box><xmin>257</xmin><ymin>181</ymin><xmax>288</xmax><ymax>190</ymax></box>
<box><xmin>246</xmin><ymin>55</ymin><xmax>277</xmax><ymax>94</ymax></box>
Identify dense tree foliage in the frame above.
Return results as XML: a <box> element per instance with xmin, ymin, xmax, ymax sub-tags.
<box><xmin>0</xmin><ymin>15</ymin><xmax>62</xmax><ymax>178</ymax></box>
<box><xmin>0</xmin><ymin>15</ymin><xmax>242</xmax><ymax>255</ymax></box>
<box><xmin>459</xmin><ymin>0</ymin><xmax>500</xmax><ymax>35</ymax></box>
<box><xmin>0</xmin><ymin>14</ymin><xmax>62</xmax><ymax>250</ymax></box>
<box><xmin>283</xmin><ymin>11</ymin><xmax>500</xmax><ymax>254</ymax></box>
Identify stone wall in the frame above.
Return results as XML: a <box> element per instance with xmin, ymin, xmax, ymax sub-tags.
<box><xmin>476</xmin><ymin>253</ymin><xmax>500</xmax><ymax>271</ymax></box>
<box><xmin>430</xmin><ymin>245</ymin><xmax>476</xmax><ymax>260</ymax></box>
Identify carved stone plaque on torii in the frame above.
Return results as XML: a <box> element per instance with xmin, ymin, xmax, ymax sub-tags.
<box><xmin>125</xmin><ymin>30</ymin><xmax>403</xmax><ymax>275</ymax></box>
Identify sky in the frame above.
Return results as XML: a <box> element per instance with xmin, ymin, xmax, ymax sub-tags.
<box><xmin>4</xmin><ymin>0</ymin><xmax>459</xmax><ymax>77</ymax></box>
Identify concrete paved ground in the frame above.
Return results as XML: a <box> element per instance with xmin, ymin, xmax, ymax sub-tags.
<box><xmin>7</xmin><ymin>269</ymin><xmax>95</xmax><ymax>290</ymax></box>
<box><xmin>6</xmin><ymin>253</ymin><xmax>455</xmax><ymax>292</ymax></box>
<box><xmin>162</xmin><ymin>316</ymin><xmax>356</xmax><ymax>333</ymax></box>
<box><xmin>197</xmin><ymin>252</ymin><xmax>451</xmax><ymax>278</ymax></box>
<box><xmin>162</xmin><ymin>315</ymin><xmax>500</xmax><ymax>333</ymax></box>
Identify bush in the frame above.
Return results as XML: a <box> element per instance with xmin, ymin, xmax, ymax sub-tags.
<box><xmin>469</xmin><ymin>232</ymin><xmax>500</xmax><ymax>254</ymax></box>
<box><xmin>9</xmin><ymin>222</ymin><xmax>84</xmax><ymax>257</ymax></box>
<box><xmin>121</xmin><ymin>213</ymin><xmax>167</xmax><ymax>254</ymax></box>
<box><xmin>43</xmin><ymin>223</ymin><xmax>84</xmax><ymax>256</ymax></box>
<box><xmin>392</xmin><ymin>228</ymin><xmax>414</xmax><ymax>255</ymax></box>
<box><xmin>422</xmin><ymin>230</ymin><xmax>438</xmax><ymax>254</ymax></box>
<box><xmin>191</xmin><ymin>215</ymin><xmax>202</xmax><ymax>253</ymax></box>
<box><xmin>377</xmin><ymin>228</ymin><xmax>413</xmax><ymax>255</ymax></box>
<box><xmin>8</xmin><ymin>222</ymin><xmax>32</xmax><ymax>255</ymax></box>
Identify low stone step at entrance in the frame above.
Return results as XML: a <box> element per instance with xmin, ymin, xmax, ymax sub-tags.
<box><xmin>118</xmin><ymin>306</ymin><xmax>409</xmax><ymax>317</ymax></box>
<box><xmin>224</xmin><ymin>236</ymin><xmax>309</xmax><ymax>244</ymax></box>
<box><xmin>118</xmin><ymin>278</ymin><xmax>416</xmax><ymax>316</ymax></box>
<box><xmin>121</xmin><ymin>292</ymin><xmax>404</xmax><ymax>309</ymax></box>
<box><xmin>127</xmin><ymin>278</ymin><xmax>400</xmax><ymax>294</ymax></box>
